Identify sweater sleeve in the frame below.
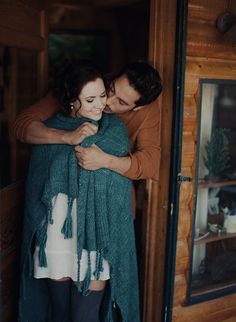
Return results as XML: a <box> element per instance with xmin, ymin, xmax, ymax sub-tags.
<box><xmin>123</xmin><ymin>105</ymin><xmax>161</xmax><ymax>181</ymax></box>
<box><xmin>12</xmin><ymin>93</ymin><xmax>60</xmax><ymax>142</ymax></box>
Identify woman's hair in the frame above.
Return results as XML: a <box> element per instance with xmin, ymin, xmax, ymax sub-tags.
<box><xmin>53</xmin><ymin>59</ymin><xmax>104</xmax><ymax>115</ymax></box>
<box><xmin>116</xmin><ymin>61</ymin><xmax>162</xmax><ymax>107</ymax></box>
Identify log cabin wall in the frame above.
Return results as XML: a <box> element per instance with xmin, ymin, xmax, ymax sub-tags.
<box><xmin>0</xmin><ymin>1</ymin><xmax>47</xmax><ymax>321</ymax></box>
<box><xmin>173</xmin><ymin>1</ymin><xmax>236</xmax><ymax>321</ymax></box>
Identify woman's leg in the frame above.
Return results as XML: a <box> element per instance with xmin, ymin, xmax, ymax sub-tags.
<box><xmin>47</xmin><ymin>278</ymin><xmax>72</xmax><ymax>322</ymax></box>
<box><xmin>71</xmin><ymin>281</ymin><xmax>106</xmax><ymax>322</ymax></box>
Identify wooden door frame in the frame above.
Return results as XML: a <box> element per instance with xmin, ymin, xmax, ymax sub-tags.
<box><xmin>142</xmin><ymin>0</ymin><xmax>178</xmax><ymax>321</ymax></box>
<box><xmin>162</xmin><ymin>0</ymin><xmax>189</xmax><ymax>321</ymax></box>
<box><xmin>0</xmin><ymin>2</ymin><xmax>48</xmax><ymax>320</ymax></box>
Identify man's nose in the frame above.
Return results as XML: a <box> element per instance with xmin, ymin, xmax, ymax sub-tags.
<box><xmin>107</xmin><ymin>95</ymin><xmax>116</xmax><ymax>105</ymax></box>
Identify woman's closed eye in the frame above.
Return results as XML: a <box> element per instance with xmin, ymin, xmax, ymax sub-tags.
<box><xmin>86</xmin><ymin>95</ymin><xmax>106</xmax><ymax>103</ymax></box>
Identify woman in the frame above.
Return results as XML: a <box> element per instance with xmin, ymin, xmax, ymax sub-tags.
<box><xmin>18</xmin><ymin>60</ymin><xmax>140</xmax><ymax>322</ymax></box>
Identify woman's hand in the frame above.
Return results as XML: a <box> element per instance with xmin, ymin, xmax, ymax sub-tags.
<box><xmin>62</xmin><ymin>122</ymin><xmax>98</xmax><ymax>145</ymax></box>
<box><xmin>75</xmin><ymin>144</ymin><xmax>108</xmax><ymax>170</ymax></box>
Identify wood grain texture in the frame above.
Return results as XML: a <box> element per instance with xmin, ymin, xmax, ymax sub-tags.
<box><xmin>187</xmin><ymin>0</ymin><xmax>236</xmax><ymax>59</ymax></box>
<box><xmin>172</xmin><ymin>0</ymin><xmax>236</xmax><ymax>321</ymax></box>
<box><xmin>142</xmin><ymin>0</ymin><xmax>177</xmax><ymax>321</ymax></box>
<box><xmin>0</xmin><ymin>182</ymin><xmax>24</xmax><ymax>322</ymax></box>
<box><xmin>0</xmin><ymin>2</ymin><xmax>48</xmax><ymax>321</ymax></box>
<box><xmin>0</xmin><ymin>2</ymin><xmax>42</xmax><ymax>36</ymax></box>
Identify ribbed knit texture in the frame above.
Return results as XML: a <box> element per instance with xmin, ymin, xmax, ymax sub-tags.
<box><xmin>18</xmin><ymin>112</ymin><xmax>140</xmax><ymax>322</ymax></box>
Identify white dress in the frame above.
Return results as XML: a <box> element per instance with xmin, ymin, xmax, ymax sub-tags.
<box><xmin>33</xmin><ymin>193</ymin><xmax>110</xmax><ymax>281</ymax></box>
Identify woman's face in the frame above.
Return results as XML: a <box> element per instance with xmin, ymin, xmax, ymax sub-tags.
<box><xmin>73</xmin><ymin>78</ymin><xmax>107</xmax><ymax>121</ymax></box>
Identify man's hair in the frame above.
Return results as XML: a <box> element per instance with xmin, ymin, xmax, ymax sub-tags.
<box><xmin>117</xmin><ymin>61</ymin><xmax>162</xmax><ymax>107</ymax></box>
<box><xmin>53</xmin><ymin>59</ymin><xmax>103</xmax><ymax>115</ymax></box>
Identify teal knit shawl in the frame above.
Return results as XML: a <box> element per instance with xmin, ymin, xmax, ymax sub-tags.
<box><xmin>19</xmin><ymin>112</ymin><xmax>140</xmax><ymax>322</ymax></box>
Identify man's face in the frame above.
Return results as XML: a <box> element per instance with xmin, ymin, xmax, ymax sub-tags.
<box><xmin>104</xmin><ymin>75</ymin><xmax>141</xmax><ymax>114</ymax></box>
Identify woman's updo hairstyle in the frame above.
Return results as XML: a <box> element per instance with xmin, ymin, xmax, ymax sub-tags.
<box><xmin>53</xmin><ymin>59</ymin><xmax>104</xmax><ymax>115</ymax></box>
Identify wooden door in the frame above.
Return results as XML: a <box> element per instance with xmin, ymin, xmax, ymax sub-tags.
<box><xmin>167</xmin><ymin>1</ymin><xmax>236</xmax><ymax>322</ymax></box>
<box><xmin>0</xmin><ymin>1</ymin><xmax>47</xmax><ymax>321</ymax></box>
<box><xmin>142</xmin><ymin>0</ymin><xmax>177</xmax><ymax>321</ymax></box>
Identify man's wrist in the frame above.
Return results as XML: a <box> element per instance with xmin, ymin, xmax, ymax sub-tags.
<box><xmin>105</xmin><ymin>154</ymin><xmax>117</xmax><ymax>169</ymax></box>
<box><xmin>61</xmin><ymin>130</ymin><xmax>73</xmax><ymax>145</ymax></box>
<box><xmin>105</xmin><ymin>154</ymin><xmax>131</xmax><ymax>175</ymax></box>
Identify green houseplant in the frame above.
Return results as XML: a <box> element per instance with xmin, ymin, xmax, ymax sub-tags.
<box><xmin>204</xmin><ymin>128</ymin><xmax>230</xmax><ymax>180</ymax></box>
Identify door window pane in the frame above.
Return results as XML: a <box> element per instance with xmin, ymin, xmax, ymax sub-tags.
<box><xmin>188</xmin><ymin>80</ymin><xmax>236</xmax><ymax>303</ymax></box>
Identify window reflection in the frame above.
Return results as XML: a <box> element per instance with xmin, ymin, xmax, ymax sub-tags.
<box><xmin>189</xmin><ymin>80</ymin><xmax>236</xmax><ymax>302</ymax></box>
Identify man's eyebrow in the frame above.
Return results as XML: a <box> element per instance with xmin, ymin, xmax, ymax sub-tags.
<box><xmin>113</xmin><ymin>82</ymin><xmax>129</xmax><ymax>105</ymax></box>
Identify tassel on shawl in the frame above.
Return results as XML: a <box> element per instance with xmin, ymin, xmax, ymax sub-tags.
<box><xmin>36</xmin><ymin>222</ymin><xmax>48</xmax><ymax>267</ymax></box>
<box><xmin>75</xmin><ymin>248</ymin><xmax>82</xmax><ymax>293</ymax></box>
<box><xmin>74</xmin><ymin>249</ymin><xmax>105</xmax><ymax>296</ymax></box>
<box><xmin>37</xmin><ymin>200</ymin><xmax>54</xmax><ymax>267</ymax></box>
<box><xmin>48</xmin><ymin>200</ymin><xmax>53</xmax><ymax>225</ymax></box>
<box><xmin>94</xmin><ymin>249</ymin><xmax>104</xmax><ymax>280</ymax></box>
<box><xmin>61</xmin><ymin>197</ymin><xmax>73</xmax><ymax>239</ymax></box>
<box><xmin>81</xmin><ymin>251</ymin><xmax>92</xmax><ymax>296</ymax></box>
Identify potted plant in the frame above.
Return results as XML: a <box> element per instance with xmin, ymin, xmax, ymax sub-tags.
<box><xmin>204</xmin><ymin>128</ymin><xmax>230</xmax><ymax>181</ymax></box>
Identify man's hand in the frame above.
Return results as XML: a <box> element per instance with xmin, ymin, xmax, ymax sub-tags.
<box><xmin>62</xmin><ymin>122</ymin><xmax>98</xmax><ymax>145</ymax></box>
<box><xmin>75</xmin><ymin>144</ymin><xmax>108</xmax><ymax>170</ymax></box>
<box><xmin>75</xmin><ymin>144</ymin><xmax>131</xmax><ymax>174</ymax></box>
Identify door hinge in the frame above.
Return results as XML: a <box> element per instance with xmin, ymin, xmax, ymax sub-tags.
<box><xmin>177</xmin><ymin>173</ymin><xmax>192</xmax><ymax>183</ymax></box>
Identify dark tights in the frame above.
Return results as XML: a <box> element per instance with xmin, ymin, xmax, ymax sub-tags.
<box><xmin>47</xmin><ymin>279</ymin><xmax>105</xmax><ymax>322</ymax></box>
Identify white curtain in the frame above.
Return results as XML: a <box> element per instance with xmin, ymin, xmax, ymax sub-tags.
<box><xmin>193</xmin><ymin>83</ymin><xmax>217</xmax><ymax>274</ymax></box>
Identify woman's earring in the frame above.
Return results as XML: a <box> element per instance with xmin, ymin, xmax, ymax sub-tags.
<box><xmin>70</xmin><ymin>103</ymin><xmax>74</xmax><ymax>110</ymax></box>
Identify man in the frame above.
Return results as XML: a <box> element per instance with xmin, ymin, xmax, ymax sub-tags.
<box><xmin>13</xmin><ymin>61</ymin><xmax>162</xmax><ymax>181</ymax></box>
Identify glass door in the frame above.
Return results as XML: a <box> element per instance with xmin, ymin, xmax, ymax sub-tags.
<box><xmin>188</xmin><ymin>79</ymin><xmax>236</xmax><ymax>303</ymax></box>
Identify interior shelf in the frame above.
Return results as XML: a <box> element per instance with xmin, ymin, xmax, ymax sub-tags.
<box><xmin>198</xmin><ymin>180</ymin><xmax>236</xmax><ymax>188</ymax></box>
<box><xmin>195</xmin><ymin>231</ymin><xmax>236</xmax><ymax>245</ymax></box>
<box><xmin>192</xmin><ymin>279</ymin><xmax>236</xmax><ymax>297</ymax></box>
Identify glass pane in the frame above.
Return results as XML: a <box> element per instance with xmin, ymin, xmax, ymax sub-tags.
<box><xmin>189</xmin><ymin>80</ymin><xmax>236</xmax><ymax>301</ymax></box>
<box><xmin>0</xmin><ymin>46</ymin><xmax>38</xmax><ymax>188</ymax></box>
<box><xmin>48</xmin><ymin>33</ymin><xmax>109</xmax><ymax>88</ymax></box>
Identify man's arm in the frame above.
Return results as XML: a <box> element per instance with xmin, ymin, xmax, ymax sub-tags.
<box><xmin>122</xmin><ymin>103</ymin><xmax>161</xmax><ymax>180</ymax></box>
<box><xmin>24</xmin><ymin>121</ymin><xmax>98</xmax><ymax>145</ymax></box>
<box><xmin>75</xmin><ymin>104</ymin><xmax>161</xmax><ymax>180</ymax></box>
<box><xmin>12</xmin><ymin>93</ymin><xmax>60</xmax><ymax>142</ymax></box>
<box><xmin>123</xmin><ymin>124</ymin><xmax>161</xmax><ymax>180</ymax></box>
<box><xmin>12</xmin><ymin>93</ymin><xmax>98</xmax><ymax>145</ymax></box>
<box><xmin>75</xmin><ymin>124</ymin><xmax>160</xmax><ymax>179</ymax></box>
<box><xmin>75</xmin><ymin>144</ymin><xmax>131</xmax><ymax>175</ymax></box>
